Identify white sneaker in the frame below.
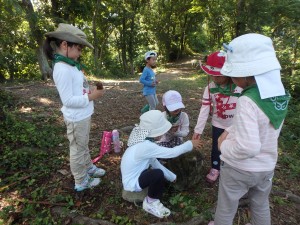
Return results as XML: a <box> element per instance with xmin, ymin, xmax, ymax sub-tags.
<box><xmin>142</xmin><ymin>198</ymin><xmax>171</xmax><ymax>218</ymax></box>
<box><xmin>74</xmin><ymin>175</ymin><xmax>100</xmax><ymax>191</ymax></box>
<box><xmin>87</xmin><ymin>164</ymin><xmax>106</xmax><ymax>177</ymax></box>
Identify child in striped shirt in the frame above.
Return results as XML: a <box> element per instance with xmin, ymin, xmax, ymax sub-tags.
<box><xmin>209</xmin><ymin>34</ymin><xmax>290</xmax><ymax>225</ymax></box>
<box><xmin>193</xmin><ymin>51</ymin><xmax>242</xmax><ymax>183</ymax></box>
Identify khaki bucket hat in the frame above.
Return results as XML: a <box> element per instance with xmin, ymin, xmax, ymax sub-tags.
<box><xmin>45</xmin><ymin>23</ymin><xmax>94</xmax><ymax>49</ymax></box>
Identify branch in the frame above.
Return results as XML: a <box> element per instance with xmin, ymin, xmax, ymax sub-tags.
<box><xmin>272</xmin><ymin>190</ymin><xmax>300</xmax><ymax>204</ymax></box>
<box><xmin>0</xmin><ymin>176</ymin><xmax>31</xmax><ymax>192</ymax></box>
<box><xmin>18</xmin><ymin>199</ymin><xmax>68</xmax><ymax>207</ymax></box>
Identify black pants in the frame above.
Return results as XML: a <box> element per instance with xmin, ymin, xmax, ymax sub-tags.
<box><xmin>138</xmin><ymin>169</ymin><xmax>165</xmax><ymax>199</ymax></box>
<box><xmin>211</xmin><ymin>126</ymin><xmax>225</xmax><ymax>170</ymax></box>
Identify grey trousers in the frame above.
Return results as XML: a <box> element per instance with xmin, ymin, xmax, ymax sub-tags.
<box><xmin>214</xmin><ymin>162</ymin><xmax>274</xmax><ymax>225</ymax></box>
<box><xmin>65</xmin><ymin>117</ymin><xmax>93</xmax><ymax>184</ymax></box>
<box><xmin>145</xmin><ymin>94</ymin><xmax>159</xmax><ymax>110</ymax></box>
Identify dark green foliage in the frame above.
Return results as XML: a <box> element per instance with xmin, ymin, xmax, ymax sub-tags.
<box><xmin>0</xmin><ymin>90</ymin><xmax>63</xmax><ymax>150</ymax></box>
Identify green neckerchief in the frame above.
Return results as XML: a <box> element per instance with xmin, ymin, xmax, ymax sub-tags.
<box><xmin>145</xmin><ymin>137</ymin><xmax>155</xmax><ymax>142</ymax></box>
<box><xmin>166</xmin><ymin>112</ymin><xmax>181</xmax><ymax>125</ymax></box>
<box><xmin>52</xmin><ymin>54</ymin><xmax>87</xmax><ymax>71</ymax></box>
<box><xmin>242</xmin><ymin>84</ymin><xmax>290</xmax><ymax>129</ymax></box>
<box><xmin>210</xmin><ymin>83</ymin><xmax>240</xmax><ymax>97</ymax></box>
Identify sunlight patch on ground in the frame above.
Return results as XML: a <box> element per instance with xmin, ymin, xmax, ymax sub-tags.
<box><xmin>38</xmin><ymin>97</ymin><xmax>53</xmax><ymax>105</ymax></box>
<box><xmin>102</xmin><ymin>79</ymin><xmax>139</xmax><ymax>83</ymax></box>
<box><xmin>169</xmin><ymin>69</ymin><xmax>181</xmax><ymax>74</ymax></box>
<box><xmin>0</xmin><ymin>190</ymin><xmax>21</xmax><ymax>211</ymax></box>
<box><xmin>20</xmin><ymin>106</ymin><xmax>32</xmax><ymax>113</ymax></box>
<box><xmin>178</xmin><ymin>76</ymin><xmax>198</xmax><ymax>81</ymax></box>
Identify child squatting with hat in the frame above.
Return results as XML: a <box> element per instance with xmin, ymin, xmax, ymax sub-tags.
<box><xmin>44</xmin><ymin>23</ymin><xmax>106</xmax><ymax>191</ymax></box>
<box><xmin>158</xmin><ymin>90</ymin><xmax>189</xmax><ymax>148</ymax></box>
<box><xmin>209</xmin><ymin>34</ymin><xmax>290</xmax><ymax>225</ymax></box>
<box><xmin>193</xmin><ymin>51</ymin><xmax>242</xmax><ymax>183</ymax></box>
<box><xmin>121</xmin><ymin>110</ymin><xmax>201</xmax><ymax>218</ymax></box>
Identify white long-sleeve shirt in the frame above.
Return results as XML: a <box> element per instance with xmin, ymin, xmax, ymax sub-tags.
<box><xmin>159</xmin><ymin>111</ymin><xmax>189</xmax><ymax>142</ymax></box>
<box><xmin>220</xmin><ymin>96</ymin><xmax>283</xmax><ymax>172</ymax></box>
<box><xmin>121</xmin><ymin>140</ymin><xmax>193</xmax><ymax>192</ymax></box>
<box><xmin>53</xmin><ymin>62</ymin><xmax>93</xmax><ymax>122</ymax></box>
<box><xmin>194</xmin><ymin>82</ymin><xmax>242</xmax><ymax>134</ymax></box>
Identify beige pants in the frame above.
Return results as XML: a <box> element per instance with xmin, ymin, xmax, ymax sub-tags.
<box><xmin>65</xmin><ymin>117</ymin><xmax>93</xmax><ymax>184</ymax></box>
<box><xmin>214</xmin><ymin>162</ymin><xmax>274</xmax><ymax>225</ymax></box>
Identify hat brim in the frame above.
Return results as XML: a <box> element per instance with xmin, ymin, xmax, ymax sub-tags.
<box><xmin>201</xmin><ymin>65</ymin><xmax>223</xmax><ymax>76</ymax></box>
<box><xmin>148</xmin><ymin>120</ymin><xmax>172</xmax><ymax>138</ymax></box>
<box><xmin>166</xmin><ymin>102</ymin><xmax>185</xmax><ymax>112</ymax></box>
<box><xmin>45</xmin><ymin>31</ymin><xmax>94</xmax><ymax>49</ymax></box>
<box><xmin>221</xmin><ymin>56</ymin><xmax>281</xmax><ymax>77</ymax></box>
<box><xmin>144</xmin><ymin>55</ymin><xmax>157</xmax><ymax>60</ymax></box>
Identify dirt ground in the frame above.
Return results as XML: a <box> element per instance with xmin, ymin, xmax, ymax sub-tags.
<box><xmin>4</xmin><ymin>58</ymin><xmax>300</xmax><ymax>224</ymax></box>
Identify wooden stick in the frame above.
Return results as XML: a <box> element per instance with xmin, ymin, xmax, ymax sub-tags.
<box><xmin>0</xmin><ymin>176</ymin><xmax>31</xmax><ymax>192</ymax></box>
<box><xmin>18</xmin><ymin>199</ymin><xmax>68</xmax><ymax>206</ymax></box>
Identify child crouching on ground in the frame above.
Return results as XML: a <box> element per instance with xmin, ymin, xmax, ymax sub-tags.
<box><xmin>158</xmin><ymin>90</ymin><xmax>189</xmax><ymax>148</ymax></box>
<box><xmin>209</xmin><ymin>33</ymin><xmax>290</xmax><ymax>225</ymax></box>
<box><xmin>121</xmin><ymin>110</ymin><xmax>201</xmax><ymax>218</ymax></box>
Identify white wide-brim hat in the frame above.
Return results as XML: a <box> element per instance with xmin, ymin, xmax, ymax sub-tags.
<box><xmin>140</xmin><ymin>110</ymin><xmax>172</xmax><ymax>137</ymax></box>
<box><xmin>162</xmin><ymin>90</ymin><xmax>185</xmax><ymax>111</ymax></box>
<box><xmin>45</xmin><ymin>23</ymin><xmax>94</xmax><ymax>49</ymax></box>
<box><xmin>221</xmin><ymin>33</ymin><xmax>281</xmax><ymax>77</ymax></box>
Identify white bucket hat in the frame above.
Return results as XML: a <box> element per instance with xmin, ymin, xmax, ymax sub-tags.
<box><xmin>221</xmin><ymin>33</ymin><xmax>285</xmax><ymax>99</ymax></box>
<box><xmin>140</xmin><ymin>110</ymin><xmax>172</xmax><ymax>137</ymax></box>
<box><xmin>127</xmin><ymin>110</ymin><xmax>172</xmax><ymax>147</ymax></box>
<box><xmin>144</xmin><ymin>51</ymin><xmax>157</xmax><ymax>60</ymax></box>
<box><xmin>221</xmin><ymin>33</ymin><xmax>281</xmax><ymax>77</ymax></box>
<box><xmin>45</xmin><ymin>23</ymin><xmax>94</xmax><ymax>49</ymax></box>
<box><xmin>162</xmin><ymin>90</ymin><xmax>185</xmax><ymax>111</ymax></box>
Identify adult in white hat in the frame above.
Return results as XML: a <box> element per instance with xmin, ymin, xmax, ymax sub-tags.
<box><xmin>209</xmin><ymin>34</ymin><xmax>290</xmax><ymax>225</ymax></box>
<box><xmin>121</xmin><ymin>110</ymin><xmax>201</xmax><ymax>218</ymax></box>
<box><xmin>44</xmin><ymin>23</ymin><xmax>106</xmax><ymax>191</ymax></box>
<box><xmin>158</xmin><ymin>90</ymin><xmax>189</xmax><ymax>148</ymax></box>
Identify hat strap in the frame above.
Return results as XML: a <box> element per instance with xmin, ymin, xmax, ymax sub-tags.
<box><xmin>53</xmin><ymin>54</ymin><xmax>87</xmax><ymax>71</ymax></box>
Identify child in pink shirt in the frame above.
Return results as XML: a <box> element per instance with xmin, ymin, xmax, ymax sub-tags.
<box><xmin>192</xmin><ymin>51</ymin><xmax>242</xmax><ymax>183</ymax></box>
<box><xmin>209</xmin><ymin>33</ymin><xmax>290</xmax><ymax>225</ymax></box>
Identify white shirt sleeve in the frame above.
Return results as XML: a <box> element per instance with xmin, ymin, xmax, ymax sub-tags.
<box><xmin>53</xmin><ymin>66</ymin><xmax>90</xmax><ymax>108</ymax></box>
<box><xmin>174</xmin><ymin>112</ymin><xmax>189</xmax><ymax>137</ymax></box>
<box><xmin>194</xmin><ymin>86</ymin><xmax>210</xmax><ymax>134</ymax></box>
<box><xmin>133</xmin><ymin>141</ymin><xmax>193</xmax><ymax>181</ymax></box>
<box><xmin>150</xmin><ymin>159</ymin><xmax>177</xmax><ymax>181</ymax></box>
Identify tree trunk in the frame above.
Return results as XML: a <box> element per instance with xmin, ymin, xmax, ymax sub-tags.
<box><xmin>235</xmin><ymin>0</ymin><xmax>246</xmax><ymax>37</ymax></box>
<box><xmin>20</xmin><ymin>0</ymin><xmax>52</xmax><ymax>80</ymax></box>
<box><xmin>178</xmin><ymin>14</ymin><xmax>188</xmax><ymax>59</ymax></box>
<box><xmin>92</xmin><ymin>0</ymin><xmax>101</xmax><ymax>75</ymax></box>
<box><xmin>121</xmin><ymin>11</ymin><xmax>128</xmax><ymax>73</ymax></box>
<box><xmin>37</xmin><ymin>43</ymin><xmax>53</xmax><ymax>79</ymax></box>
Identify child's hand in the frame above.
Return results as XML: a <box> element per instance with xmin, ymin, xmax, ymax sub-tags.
<box><xmin>191</xmin><ymin>139</ymin><xmax>201</xmax><ymax>150</ymax></box>
<box><xmin>88</xmin><ymin>87</ymin><xmax>105</xmax><ymax>101</ymax></box>
<box><xmin>170</xmin><ymin>126</ymin><xmax>178</xmax><ymax>134</ymax></box>
<box><xmin>192</xmin><ymin>133</ymin><xmax>201</xmax><ymax>140</ymax></box>
<box><xmin>151</xmin><ymin>81</ymin><xmax>156</xmax><ymax>86</ymax></box>
<box><xmin>218</xmin><ymin>131</ymin><xmax>228</xmax><ymax>151</ymax></box>
<box><xmin>155</xmin><ymin>80</ymin><xmax>159</xmax><ymax>84</ymax></box>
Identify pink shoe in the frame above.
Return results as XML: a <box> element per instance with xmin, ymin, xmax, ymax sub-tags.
<box><xmin>245</xmin><ymin>223</ymin><xmax>252</xmax><ymax>225</ymax></box>
<box><xmin>208</xmin><ymin>221</ymin><xmax>214</xmax><ymax>225</ymax></box>
<box><xmin>206</xmin><ymin>168</ymin><xmax>220</xmax><ymax>183</ymax></box>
